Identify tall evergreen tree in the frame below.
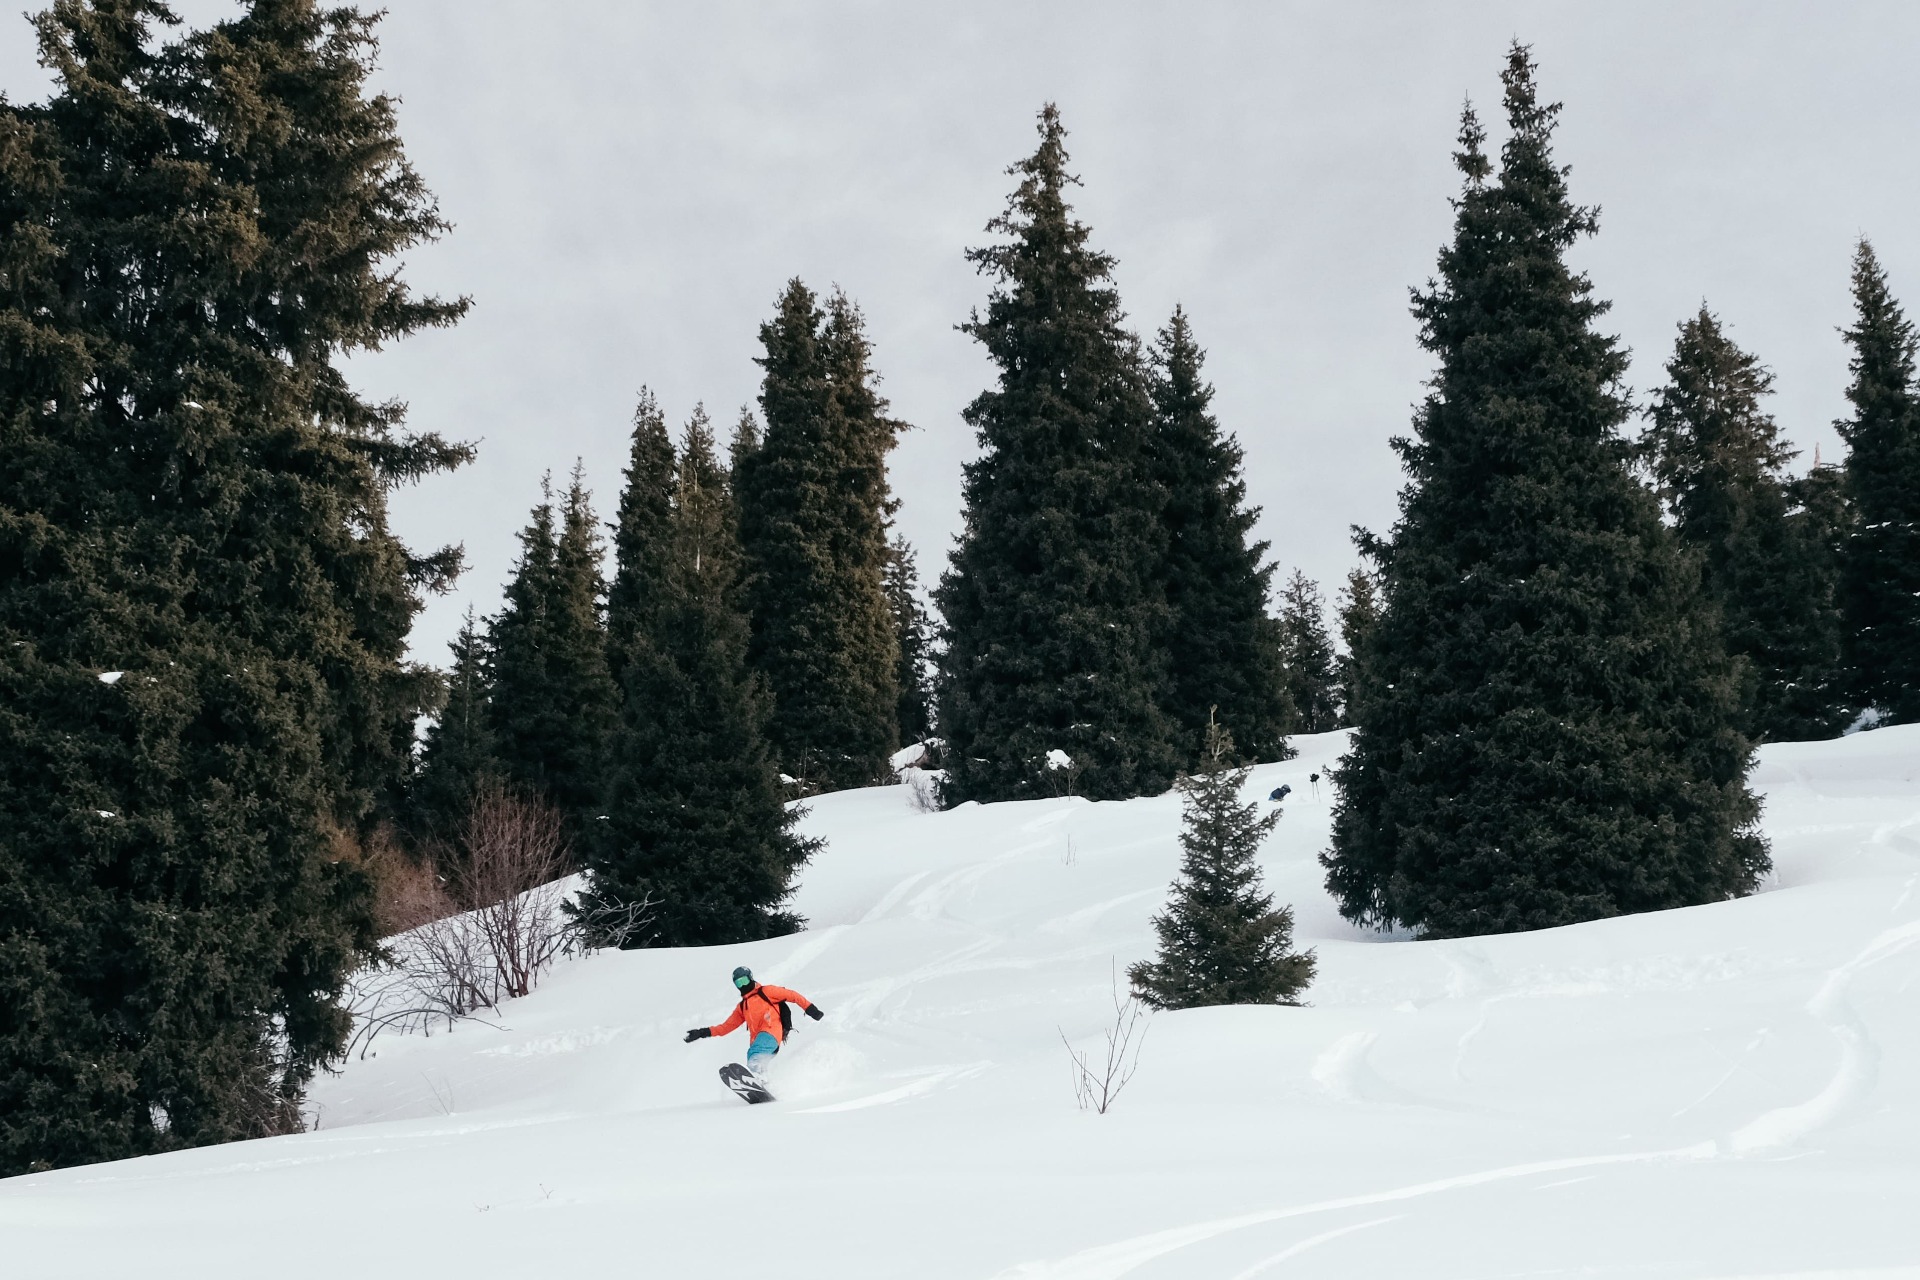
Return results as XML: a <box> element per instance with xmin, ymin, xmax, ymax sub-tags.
<box><xmin>735</xmin><ymin>282</ymin><xmax>901</xmax><ymax>791</ymax></box>
<box><xmin>163</xmin><ymin>0</ymin><xmax>470</xmax><ymax>829</ymax></box>
<box><xmin>606</xmin><ymin>390</ymin><xmax>675</xmax><ymax>689</ymax></box>
<box><xmin>407</xmin><ymin>608</ymin><xmax>499</xmax><ymax>843</ymax></box>
<box><xmin>1793</xmin><ymin>458</ymin><xmax>1853</xmax><ymax>673</ymax></box>
<box><xmin>1837</xmin><ymin>240</ymin><xmax>1920</xmax><ymax>724</ymax></box>
<box><xmin>1129</xmin><ymin>716</ymin><xmax>1315</xmax><ymax>1010</ymax></box>
<box><xmin>1643</xmin><ymin>307</ymin><xmax>1847</xmax><ymax>741</ymax></box>
<box><xmin>1335</xmin><ymin>567</ymin><xmax>1382</xmax><ymax>728</ymax></box>
<box><xmin>487</xmin><ymin>470</ymin><xmax>614</xmax><ymax>831</ymax></box>
<box><xmin>487</xmin><ymin>480</ymin><xmax>559</xmax><ymax>781</ymax></box>
<box><xmin>1275</xmin><ymin>571</ymin><xmax>1339</xmax><ymax>734</ymax></box>
<box><xmin>548</xmin><ymin>466</ymin><xmax>616</xmax><ymax>811</ymax></box>
<box><xmin>586</xmin><ymin>407</ymin><xmax>816</xmax><ymax>945</ymax></box>
<box><xmin>729</xmin><ymin>406</ymin><xmax>761</xmax><ymax>474</ymax></box>
<box><xmin>0</xmin><ymin>0</ymin><xmax>464</xmax><ymax>1173</ymax></box>
<box><xmin>885</xmin><ymin>534</ymin><xmax>936</xmax><ymax>747</ymax></box>
<box><xmin>936</xmin><ymin>105</ymin><xmax>1179</xmax><ymax>803</ymax></box>
<box><xmin>1322</xmin><ymin>47</ymin><xmax>1766</xmax><ymax>939</ymax></box>
<box><xmin>1150</xmin><ymin>307</ymin><xmax>1293</xmax><ymax>763</ymax></box>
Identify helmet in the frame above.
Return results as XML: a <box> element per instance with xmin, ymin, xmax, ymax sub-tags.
<box><xmin>731</xmin><ymin>966</ymin><xmax>754</xmax><ymax>991</ymax></box>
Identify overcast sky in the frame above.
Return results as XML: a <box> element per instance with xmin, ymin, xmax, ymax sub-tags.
<box><xmin>7</xmin><ymin>2</ymin><xmax>1920</xmax><ymax>665</ymax></box>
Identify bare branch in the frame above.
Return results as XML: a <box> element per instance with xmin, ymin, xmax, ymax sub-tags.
<box><xmin>1060</xmin><ymin>961</ymin><xmax>1150</xmax><ymax>1114</ymax></box>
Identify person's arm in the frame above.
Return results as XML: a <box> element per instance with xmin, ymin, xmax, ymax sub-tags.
<box><xmin>708</xmin><ymin>1003</ymin><xmax>747</xmax><ymax>1037</ymax></box>
<box><xmin>763</xmin><ymin>985</ymin><xmax>823</xmax><ymax>1019</ymax></box>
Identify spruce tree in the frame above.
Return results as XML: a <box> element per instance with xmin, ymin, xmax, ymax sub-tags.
<box><xmin>586</xmin><ymin>407</ymin><xmax>817</xmax><ymax>945</ymax></box>
<box><xmin>736</xmin><ymin>282</ymin><xmax>901</xmax><ymax>791</ymax></box>
<box><xmin>1129</xmin><ymin>716</ymin><xmax>1315</xmax><ymax>1010</ymax></box>
<box><xmin>0</xmin><ymin>0</ymin><xmax>463</xmax><ymax>1173</ymax></box>
<box><xmin>547</xmin><ymin>467</ymin><xmax>617</xmax><ymax>815</ymax></box>
<box><xmin>1335</xmin><ymin>567</ymin><xmax>1382</xmax><ymax>728</ymax></box>
<box><xmin>408</xmin><ymin>609</ymin><xmax>499</xmax><ymax>843</ymax></box>
<box><xmin>486</xmin><ymin>471</ymin><xmax>614</xmax><ymax>832</ymax></box>
<box><xmin>885</xmin><ymin>534</ymin><xmax>936</xmax><ymax>747</ymax></box>
<box><xmin>1837</xmin><ymin>241</ymin><xmax>1920</xmax><ymax>723</ymax></box>
<box><xmin>606</xmin><ymin>390</ymin><xmax>675</xmax><ymax>689</ymax></box>
<box><xmin>1322</xmin><ymin>47</ymin><xmax>1766</xmax><ymax>939</ymax></box>
<box><xmin>1792</xmin><ymin>458</ymin><xmax>1853</xmax><ymax>677</ymax></box>
<box><xmin>1150</xmin><ymin>307</ymin><xmax>1293</xmax><ymax>763</ymax></box>
<box><xmin>175</xmin><ymin>0</ymin><xmax>471</xmax><ymax>828</ymax></box>
<box><xmin>487</xmin><ymin>481</ymin><xmax>560</xmax><ymax>781</ymax></box>
<box><xmin>1275</xmin><ymin>571</ymin><xmax>1340</xmax><ymax>733</ymax></box>
<box><xmin>1643</xmin><ymin>307</ymin><xmax>1847</xmax><ymax>740</ymax></box>
<box><xmin>936</xmin><ymin>105</ymin><xmax>1179</xmax><ymax>803</ymax></box>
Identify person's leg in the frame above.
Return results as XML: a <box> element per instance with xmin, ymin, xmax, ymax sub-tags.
<box><xmin>745</xmin><ymin>1031</ymin><xmax>780</xmax><ymax>1079</ymax></box>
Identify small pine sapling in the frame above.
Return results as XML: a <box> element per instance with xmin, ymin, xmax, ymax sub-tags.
<box><xmin>1129</xmin><ymin>715</ymin><xmax>1315</xmax><ymax>1010</ymax></box>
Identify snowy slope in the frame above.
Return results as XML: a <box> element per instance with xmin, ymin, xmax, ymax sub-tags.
<box><xmin>8</xmin><ymin>728</ymin><xmax>1920</xmax><ymax>1279</ymax></box>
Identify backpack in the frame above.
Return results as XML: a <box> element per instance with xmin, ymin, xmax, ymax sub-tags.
<box><xmin>742</xmin><ymin>987</ymin><xmax>794</xmax><ymax>1038</ymax></box>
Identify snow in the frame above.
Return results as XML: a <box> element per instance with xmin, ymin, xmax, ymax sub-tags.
<box><xmin>890</xmin><ymin>740</ymin><xmax>933</xmax><ymax>770</ymax></box>
<box><xmin>9</xmin><ymin>728</ymin><xmax>1920</xmax><ymax>1277</ymax></box>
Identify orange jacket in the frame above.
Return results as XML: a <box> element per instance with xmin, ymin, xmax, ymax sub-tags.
<box><xmin>708</xmin><ymin>984</ymin><xmax>813</xmax><ymax>1045</ymax></box>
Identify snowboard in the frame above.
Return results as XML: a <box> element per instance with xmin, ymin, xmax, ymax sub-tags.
<box><xmin>719</xmin><ymin>1062</ymin><xmax>775</xmax><ymax>1105</ymax></box>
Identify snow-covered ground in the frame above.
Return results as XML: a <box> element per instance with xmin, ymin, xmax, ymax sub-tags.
<box><xmin>8</xmin><ymin>728</ymin><xmax>1920</xmax><ymax>1279</ymax></box>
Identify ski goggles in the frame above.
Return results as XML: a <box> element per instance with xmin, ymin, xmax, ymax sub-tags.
<box><xmin>734</xmin><ymin>974</ymin><xmax>754</xmax><ymax>990</ymax></box>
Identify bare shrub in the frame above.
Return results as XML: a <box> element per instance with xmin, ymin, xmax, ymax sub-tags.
<box><xmin>452</xmin><ymin>783</ymin><xmax>573</xmax><ymax>998</ymax></box>
<box><xmin>1060</xmin><ymin>964</ymin><xmax>1150</xmax><ymax>1114</ymax></box>
<box><xmin>562</xmin><ymin>892</ymin><xmax>659</xmax><ymax>956</ymax></box>
<box><xmin>360</xmin><ymin>826</ymin><xmax>452</xmax><ymax>937</ymax></box>
<box><xmin>346</xmin><ymin>785</ymin><xmax>577</xmax><ymax>1057</ymax></box>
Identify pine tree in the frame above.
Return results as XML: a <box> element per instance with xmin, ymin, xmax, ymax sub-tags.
<box><xmin>407</xmin><ymin>608</ymin><xmax>499</xmax><ymax>842</ymax></box>
<box><xmin>885</xmin><ymin>535</ymin><xmax>936</xmax><ymax>747</ymax></box>
<box><xmin>175</xmin><ymin>0</ymin><xmax>471</xmax><ymax>829</ymax></box>
<box><xmin>1275</xmin><ymin>571</ymin><xmax>1339</xmax><ymax>733</ymax></box>
<box><xmin>486</xmin><ymin>471</ymin><xmax>614</xmax><ymax>831</ymax></box>
<box><xmin>487</xmin><ymin>480</ymin><xmax>560</xmax><ymax>783</ymax></box>
<box><xmin>1837</xmin><ymin>241</ymin><xmax>1920</xmax><ymax>723</ymax></box>
<box><xmin>729</xmin><ymin>407</ymin><xmax>761</xmax><ymax>474</ymax></box>
<box><xmin>1150</xmin><ymin>308</ymin><xmax>1293</xmax><ymax>763</ymax></box>
<box><xmin>606</xmin><ymin>390</ymin><xmax>675</xmax><ymax>689</ymax></box>
<box><xmin>0</xmin><ymin>0</ymin><xmax>464</xmax><ymax>1173</ymax></box>
<box><xmin>1322</xmin><ymin>47</ymin><xmax>1766</xmax><ymax>939</ymax></box>
<box><xmin>547</xmin><ymin>467</ymin><xmax>617</xmax><ymax>815</ymax></box>
<box><xmin>936</xmin><ymin>105</ymin><xmax>1180</xmax><ymax>803</ymax></box>
<box><xmin>1129</xmin><ymin>716</ymin><xmax>1315</xmax><ymax>1010</ymax></box>
<box><xmin>1643</xmin><ymin>307</ymin><xmax>1848</xmax><ymax>741</ymax></box>
<box><xmin>1335</xmin><ymin>567</ymin><xmax>1382</xmax><ymax>728</ymax></box>
<box><xmin>586</xmin><ymin>407</ymin><xmax>817</xmax><ymax>945</ymax></box>
<box><xmin>735</xmin><ymin>282</ymin><xmax>901</xmax><ymax>791</ymax></box>
<box><xmin>1792</xmin><ymin>459</ymin><xmax>1853</xmax><ymax>682</ymax></box>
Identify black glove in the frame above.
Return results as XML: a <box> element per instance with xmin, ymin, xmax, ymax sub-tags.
<box><xmin>804</xmin><ymin>1004</ymin><xmax>824</xmax><ymax>1021</ymax></box>
<box><xmin>684</xmin><ymin>1028</ymin><xmax>710</xmax><ymax>1043</ymax></box>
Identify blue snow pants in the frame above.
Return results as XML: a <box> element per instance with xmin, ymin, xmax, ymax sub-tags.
<box><xmin>746</xmin><ymin>1031</ymin><xmax>780</xmax><ymax>1077</ymax></box>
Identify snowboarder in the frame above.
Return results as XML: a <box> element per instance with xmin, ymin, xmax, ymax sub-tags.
<box><xmin>684</xmin><ymin>966</ymin><xmax>823</xmax><ymax>1082</ymax></box>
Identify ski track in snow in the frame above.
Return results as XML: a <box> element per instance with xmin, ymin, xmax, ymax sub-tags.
<box><xmin>990</xmin><ymin>1144</ymin><xmax>1719</xmax><ymax>1280</ymax></box>
<box><xmin>1671</xmin><ymin>1029</ymin><xmax>1771</xmax><ymax>1119</ymax></box>
<box><xmin>796</xmin><ymin>1063</ymin><xmax>992</xmax><ymax>1113</ymax></box>
<box><xmin>1726</xmin><ymin>917</ymin><xmax>1920</xmax><ymax>1153</ymax></box>
<box><xmin>1221</xmin><ymin>1216</ymin><xmax>1403</xmax><ymax>1280</ymax></box>
<box><xmin>858</xmin><ymin>869</ymin><xmax>935</xmax><ymax>923</ymax></box>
